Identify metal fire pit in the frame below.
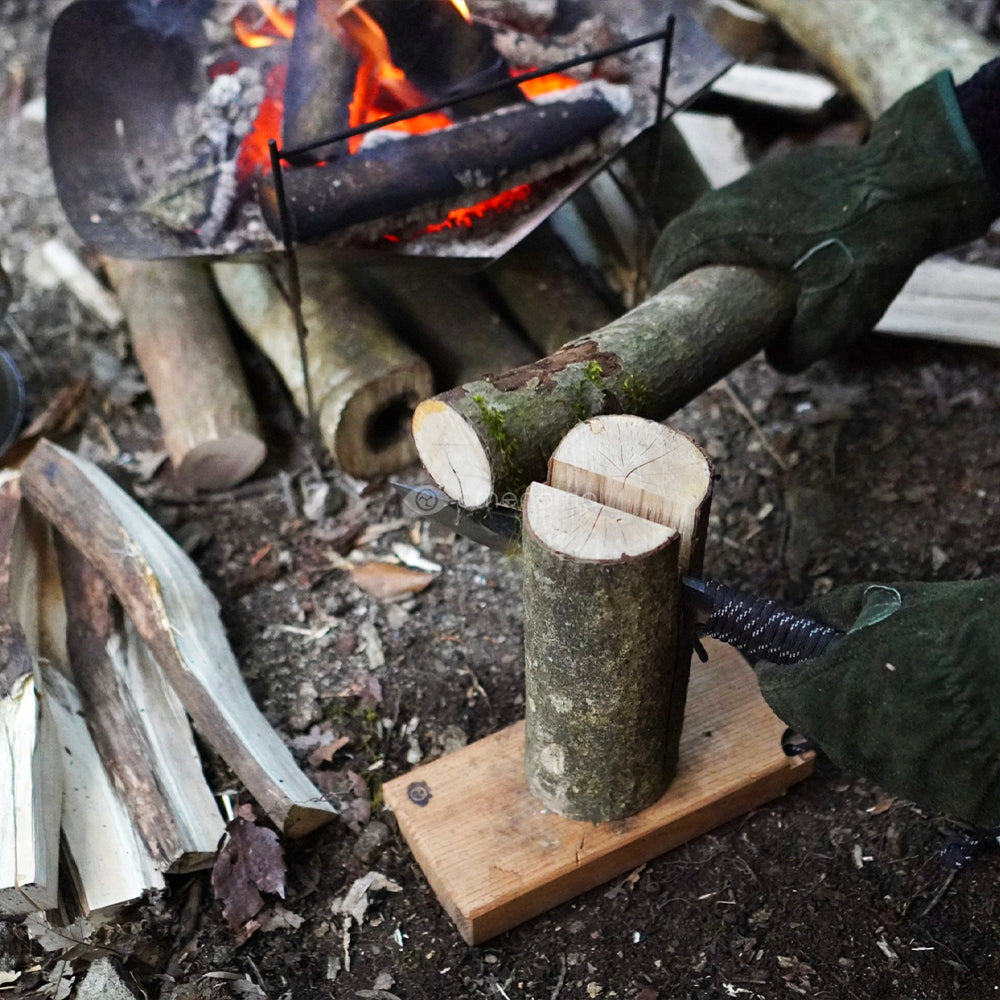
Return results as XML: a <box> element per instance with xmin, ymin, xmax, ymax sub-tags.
<box><xmin>45</xmin><ymin>0</ymin><xmax>731</xmax><ymax>265</ymax></box>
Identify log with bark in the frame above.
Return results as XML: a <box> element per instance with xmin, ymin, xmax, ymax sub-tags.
<box><xmin>21</xmin><ymin>440</ymin><xmax>337</xmax><ymax>838</ymax></box>
<box><xmin>412</xmin><ymin>265</ymin><xmax>796</xmax><ymax>507</ymax></box>
<box><xmin>212</xmin><ymin>259</ymin><xmax>432</xmax><ymax>479</ymax></box>
<box><xmin>104</xmin><ymin>257</ymin><xmax>266</xmax><ymax>492</ymax></box>
<box><xmin>747</xmin><ymin>0</ymin><xmax>997</xmax><ymax>116</ymax></box>
<box><xmin>57</xmin><ymin>539</ymin><xmax>225</xmax><ymax>875</ymax></box>
<box><xmin>523</xmin><ymin>416</ymin><xmax>712</xmax><ymax>820</ymax></box>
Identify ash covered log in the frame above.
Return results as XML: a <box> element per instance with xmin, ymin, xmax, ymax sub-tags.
<box><xmin>57</xmin><ymin>539</ymin><xmax>225</xmax><ymax>875</ymax></box>
<box><xmin>259</xmin><ymin>80</ymin><xmax>631</xmax><ymax>242</ymax></box>
<box><xmin>103</xmin><ymin>258</ymin><xmax>266</xmax><ymax>492</ymax></box>
<box><xmin>412</xmin><ymin>265</ymin><xmax>796</xmax><ymax>508</ymax></box>
<box><xmin>21</xmin><ymin>441</ymin><xmax>337</xmax><ymax>839</ymax></box>
<box><xmin>212</xmin><ymin>259</ymin><xmax>432</xmax><ymax>478</ymax></box>
<box><xmin>522</xmin><ymin>481</ymin><xmax>680</xmax><ymax>821</ymax></box>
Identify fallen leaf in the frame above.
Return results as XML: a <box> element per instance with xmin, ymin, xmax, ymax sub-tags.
<box><xmin>257</xmin><ymin>904</ymin><xmax>306</xmax><ymax>933</ymax></box>
<box><xmin>211</xmin><ymin>806</ymin><xmax>287</xmax><ymax>935</ymax></box>
<box><xmin>311</xmin><ymin>768</ymin><xmax>371</xmax><ymax>832</ymax></box>
<box><xmin>334</xmin><ymin>872</ymin><xmax>403</xmax><ymax>926</ymax></box>
<box><xmin>350</xmin><ymin>561</ymin><xmax>436</xmax><ymax>600</ymax></box>
<box><xmin>308</xmin><ymin>735</ymin><xmax>351</xmax><ymax>767</ymax></box>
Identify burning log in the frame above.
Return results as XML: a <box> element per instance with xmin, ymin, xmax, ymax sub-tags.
<box><xmin>57</xmin><ymin>539</ymin><xmax>225</xmax><ymax>875</ymax></box>
<box><xmin>411</xmin><ymin>265</ymin><xmax>796</xmax><ymax>508</ymax></box>
<box><xmin>522</xmin><ymin>480</ymin><xmax>680</xmax><ymax>821</ymax></box>
<box><xmin>361</xmin><ymin>0</ymin><xmax>522</xmax><ymax>117</ymax></box>
<box><xmin>103</xmin><ymin>258</ymin><xmax>266</xmax><ymax>492</ymax></box>
<box><xmin>749</xmin><ymin>0</ymin><xmax>996</xmax><ymax>116</ymax></box>
<box><xmin>212</xmin><ymin>259</ymin><xmax>432</xmax><ymax>478</ymax></box>
<box><xmin>358</xmin><ymin>267</ymin><xmax>537</xmax><ymax>387</ymax></box>
<box><xmin>0</xmin><ymin>474</ymin><xmax>61</xmax><ymax>915</ymax></box>
<box><xmin>282</xmin><ymin>0</ymin><xmax>358</xmax><ymax>163</ymax></box>
<box><xmin>21</xmin><ymin>441</ymin><xmax>337</xmax><ymax>838</ymax></box>
<box><xmin>259</xmin><ymin>80</ymin><xmax>631</xmax><ymax>242</ymax></box>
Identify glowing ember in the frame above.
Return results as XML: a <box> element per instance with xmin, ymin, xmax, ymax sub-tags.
<box><xmin>422</xmin><ymin>183</ymin><xmax>532</xmax><ymax>234</ymax></box>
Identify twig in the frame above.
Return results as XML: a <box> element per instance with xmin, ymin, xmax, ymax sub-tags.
<box><xmin>720</xmin><ymin>378</ymin><xmax>790</xmax><ymax>472</ymax></box>
<box><xmin>918</xmin><ymin>869</ymin><xmax>957</xmax><ymax>920</ymax></box>
<box><xmin>550</xmin><ymin>954</ymin><xmax>567</xmax><ymax>1000</ymax></box>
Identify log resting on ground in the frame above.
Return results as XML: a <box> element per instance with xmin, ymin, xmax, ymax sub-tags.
<box><xmin>412</xmin><ymin>265</ymin><xmax>795</xmax><ymax>508</ymax></box>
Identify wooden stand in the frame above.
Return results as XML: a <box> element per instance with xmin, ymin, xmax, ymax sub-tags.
<box><xmin>384</xmin><ymin>639</ymin><xmax>813</xmax><ymax>944</ymax></box>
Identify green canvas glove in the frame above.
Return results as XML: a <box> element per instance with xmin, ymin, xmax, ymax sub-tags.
<box><xmin>651</xmin><ymin>70</ymin><xmax>999</xmax><ymax>372</ymax></box>
<box><xmin>756</xmin><ymin>578</ymin><xmax>1000</xmax><ymax>828</ymax></box>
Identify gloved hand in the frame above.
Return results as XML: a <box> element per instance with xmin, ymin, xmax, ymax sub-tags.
<box><xmin>651</xmin><ymin>69</ymin><xmax>1000</xmax><ymax>372</ymax></box>
<box><xmin>755</xmin><ymin>578</ymin><xmax>1000</xmax><ymax>828</ymax></box>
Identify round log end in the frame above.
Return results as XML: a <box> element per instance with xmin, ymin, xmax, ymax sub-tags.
<box><xmin>175</xmin><ymin>432</ymin><xmax>267</xmax><ymax>492</ymax></box>
<box><xmin>412</xmin><ymin>398</ymin><xmax>494</xmax><ymax>508</ymax></box>
<box><xmin>333</xmin><ymin>364</ymin><xmax>433</xmax><ymax>479</ymax></box>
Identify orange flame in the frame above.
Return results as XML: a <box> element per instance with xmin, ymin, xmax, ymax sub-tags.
<box><xmin>232</xmin><ymin>0</ymin><xmax>294</xmax><ymax>47</ymax></box>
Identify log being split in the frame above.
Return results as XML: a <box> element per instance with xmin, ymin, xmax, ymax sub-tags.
<box><xmin>21</xmin><ymin>441</ymin><xmax>336</xmax><ymax>838</ymax></box>
<box><xmin>523</xmin><ymin>417</ymin><xmax>712</xmax><ymax>820</ymax></box>
<box><xmin>104</xmin><ymin>258</ymin><xmax>266</xmax><ymax>492</ymax></box>
<box><xmin>212</xmin><ymin>260</ymin><xmax>432</xmax><ymax>479</ymax></box>
<box><xmin>413</xmin><ymin>265</ymin><xmax>795</xmax><ymax>508</ymax></box>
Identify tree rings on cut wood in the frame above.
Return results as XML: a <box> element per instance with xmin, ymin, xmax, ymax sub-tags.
<box><xmin>522</xmin><ymin>481</ymin><xmax>680</xmax><ymax>822</ymax></box>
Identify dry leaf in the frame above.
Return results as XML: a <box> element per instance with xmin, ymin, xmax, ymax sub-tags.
<box><xmin>349</xmin><ymin>561</ymin><xmax>436</xmax><ymax>599</ymax></box>
<box><xmin>308</xmin><ymin>735</ymin><xmax>351</xmax><ymax>768</ymax></box>
<box><xmin>311</xmin><ymin>768</ymin><xmax>371</xmax><ymax>832</ymax></box>
<box><xmin>211</xmin><ymin>805</ymin><xmax>287</xmax><ymax>935</ymax></box>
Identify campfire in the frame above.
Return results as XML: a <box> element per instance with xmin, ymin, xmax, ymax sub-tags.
<box><xmin>45</xmin><ymin>0</ymin><xmax>728</xmax><ymax>262</ymax></box>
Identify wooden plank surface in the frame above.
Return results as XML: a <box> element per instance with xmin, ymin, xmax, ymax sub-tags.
<box><xmin>383</xmin><ymin>640</ymin><xmax>813</xmax><ymax>944</ymax></box>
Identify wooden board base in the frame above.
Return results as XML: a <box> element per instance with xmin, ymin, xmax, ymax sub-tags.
<box><xmin>383</xmin><ymin>640</ymin><xmax>813</xmax><ymax>944</ymax></box>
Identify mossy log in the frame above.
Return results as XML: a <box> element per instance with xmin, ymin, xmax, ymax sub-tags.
<box><xmin>522</xmin><ymin>482</ymin><xmax>680</xmax><ymax>821</ymax></box>
<box><xmin>412</xmin><ymin>265</ymin><xmax>795</xmax><ymax>508</ymax></box>
<box><xmin>748</xmin><ymin>0</ymin><xmax>997</xmax><ymax>116</ymax></box>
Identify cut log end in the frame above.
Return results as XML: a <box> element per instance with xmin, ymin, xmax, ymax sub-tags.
<box><xmin>177</xmin><ymin>433</ymin><xmax>267</xmax><ymax>492</ymax></box>
<box><xmin>334</xmin><ymin>366</ymin><xmax>432</xmax><ymax>479</ymax></box>
<box><xmin>412</xmin><ymin>398</ymin><xmax>493</xmax><ymax>509</ymax></box>
<box><xmin>548</xmin><ymin>415</ymin><xmax>713</xmax><ymax>574</ymax></box>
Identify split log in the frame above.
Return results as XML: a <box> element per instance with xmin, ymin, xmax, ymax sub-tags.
<box><xmin>42</xmin><ymin>667</ymin><xmax>166</xmax><ymax>917</ymax></box>
<box><xmin>548</xmin><ymin>415</ymin><xmax>712</xmax><ymax>784</ymax></box>
<box><xmin>57</xmin><ymin>539</ymin><xmax>225</xmax><ymax>874</ymax></box>
<box><xmin>747</xmin><ymin>0</ymin><xmax>997</xmax><ymax>116</ymax></box>
<box><xmin>484</xmin><ymin>221</ymin><xmax>619</xmax><ymax>355</ymax></box>
<box><xmin>212</xmin><ymin>259</ymin><xmax>432</xmax><ymax>478</ymax></box>
<box><xmin>358</xmin><ymin>267</ymin><xmax>538</xmax><ymax>388</ymax></box>
<box><xmin>522</xmin><ymin>481</ymin><xmax>680</xmax><ymax>821</ymax></box>
<box><xmin>103</xmin><ymin>258</ymin><xmax>266</xmax><ymax>492</ymax></box>
<box><xmin>0</xmin><ymin>474</ymin><xmax>61</xmax><ymax>915</ymax></box>
<box><xmin>412</xmin><ymin>265</ymin><xmax>796</xmax><ymax>507</ymax></box>
<box><xmin>258</xmin><ymin>81</ymin><xmax>631</xmax><ymax>241</ymax></box>
<box><xmin>709</xmin><ymin>63</ymin><xmax>839</xmax><ymax>116</ymax></box>
<box><xmin>21</xmin><ymin>441</ymin><xmax>337</xmax><ymax>838</ymax></box>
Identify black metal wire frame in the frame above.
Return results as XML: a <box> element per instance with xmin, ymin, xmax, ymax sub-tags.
<box><xmin>266</xmin><ymin>14</ymin><xmax>677</xmax><ymax>251</ymax></box>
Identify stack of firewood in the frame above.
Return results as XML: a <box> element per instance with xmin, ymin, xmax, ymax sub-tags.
<box><xmin>0</xmin><ymin>442</ymin><xmax>335</xmax><ymax>921</ymax></box>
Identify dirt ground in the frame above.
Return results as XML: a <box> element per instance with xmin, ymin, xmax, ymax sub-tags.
<box><xmin>5</xmin><ymin>3</ymin><xmax>1000</xmax><ymax>999</ymax></box>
